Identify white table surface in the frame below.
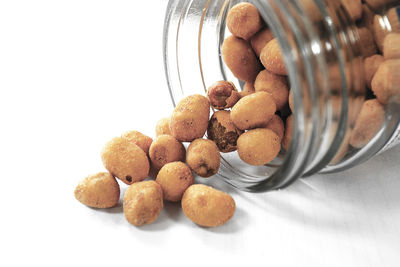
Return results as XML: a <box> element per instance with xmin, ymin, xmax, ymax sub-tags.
<box><xmin>1</xmin><ymin>1</ymin><xmax>399</xmax><ymax>266</ymax></box>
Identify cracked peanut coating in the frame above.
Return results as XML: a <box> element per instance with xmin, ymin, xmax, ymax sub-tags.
<box><xmin>207</xmin><ymin>110</ymin><xmax>243</xmax><ymax>153</ymax></box>
<box><xmin>206</xmin><ymin>81</ymin><xmax>240</xmax><ymax>110</ymax></box>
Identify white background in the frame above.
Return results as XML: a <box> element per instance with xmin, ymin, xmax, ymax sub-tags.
<box><xmin>1</xmin><ymin>1</ymin><xmax>400</xmax><ymax>266</ymax></box>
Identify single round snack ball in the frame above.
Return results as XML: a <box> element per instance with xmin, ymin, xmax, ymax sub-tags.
<box><xmin>349</xmin><ymin>99</ymin><xmax>385</xmax><ymax>148</ymax></box>
<box><xmin>170</xmin><ymin>94</ymin><xmax>210</xmax><ymax>142</ymax></box>
<box><xmin>123</xmin><ymin>181</ymin><xmax>163</xmax><ymax>226</ymax></box>
<box><xmin>182</xmin><ymin>184</ymin><xmax>235</xmax><ymax>227</ymax></box>
<box><xmin>101</xmin><ymin>137</ymin><xmax>150</xmax><ymax>185</ymax></box>
<box><xmin>231</xmin><ymin>91</ymin><xmax>277</xmax><ymax>130</ymax></box>
<box><xmin>254</xmin><ymin>70</ymin><xmax>289</xmax><ymax>110</ymax></box>
<box><xmin>149</xmin><ymin>134</ymin><xmax>186</xmax><ymax>170</ymax></box>
<box><xmin>264</xmin><ymin>114</ymin><xmax>285</xmax><ymax>140</ymax></box>
<box><xmin>155</xmin><ymin>117</ymin><xmax>172</xmax><ymax>137</ymax></box>
<box><xmin>121</xmin><ymin>130</ymin><xmax>153</xmax><ymax>156</ymax></box>
<box><xmin>74</xmin><ymin>172</ymin><xmax>120</xmax><ymax>209</ymax></box>
<box><xmin>237</xmin><ymin>128</ymin><xmax>281</xmax><ymax>166</ymax></box>
<box><xmin>260</xmin><ymin>38</ymin><xmax>288</xmax><ymax>76</ymax></box>
<box><xmin>364</xmin><ymin>54</ymin><xmax>384</xmax><ymax>89</ymax></box>
<box><xmin>206</xmin><ymin>81</ymin><xmax>240</xmax><ymax>110</ymax></box>
<box><xmin>227</xmin><ymin>3</ymin><xmax>263</xmax><ymax>40</ymax></box>
<box><xmin>251</xmin><ymin>28</ymin><xmax>274</xmax><ymax>57</ymax></box>
<box><xmin>239</xmin><ymin>82</ymin><xmax>255</xmax><ymax>98</ymax></box>
<box><xmin>207</xmin><ymin>110</ymin><xmax>244</xmax><ymax>153</ymax></box>
<box><xmin>282</xmin><ymin>114</ymin><xmax>293</xmax><ymax>151</ymax></box>
<box><xmin>222</xmin><ymin>36</ymin><xmax>262</xmax><ymax>83</ymax></box>
<box><xmin>371</xmin><ymin>59</ymin><xmax>400</xmax><ymax>104</ymax></box>
<box><xmin>156</xmin><ymin>162</ymin><xmax>194</xmax><ymax>202</ymax></box>
<box><xmin>186</xmin><ymin>139</ymin><xmax>221</xmax><ymax>178</ymax></box>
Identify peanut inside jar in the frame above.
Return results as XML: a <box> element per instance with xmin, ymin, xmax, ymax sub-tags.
<box><xmin>220</xmin><ymin>1</ymin><xmax>399</xmax><ymax>183</ymax></box>
<box><xmin>163</xmin><ymin>0</ymin><xmax>400</xmax><ymax>191</ymax></box>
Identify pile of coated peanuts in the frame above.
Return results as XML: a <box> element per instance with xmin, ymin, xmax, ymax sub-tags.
<box><xmin>75</xmin><ymin>94</ymin><xmax>236</xmax><ymax>227</ymax></box>
<box><xmin>221</xmin><ymin>0</ymin><xmax>400</xmax><ymax>160</ymax></box>
<box><xmin>347</xmin><ymin>0</ymin><xmax>400</xmax><ymax>149</ymax></box>
<box><xmin>74</xmin><ymin>0</ymin><xmax>400</xmax><ymax>228</ymax></box>
<box><xmin>75</xmin><ymin>122</ymin><xmax>235</xmax><ymax>227</ymax></box>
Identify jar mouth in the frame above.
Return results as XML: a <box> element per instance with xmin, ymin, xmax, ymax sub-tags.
<box><xmin>163</xmin><ymin>0</ymin><xmax>324</xmax><ymax>191</ymax></box>
<box><xmin>248</xmin><ymin>0</ymin><xmax>355</xmax><ymax>189</ymax></box>
<box><xmin>163</xmin><ymin>0</ymin><xmax>400</xmax><ymax>192</ymax></box>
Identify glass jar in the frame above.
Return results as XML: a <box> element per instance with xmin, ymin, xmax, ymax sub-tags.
<box><xmin>163</xmin><ymin>0</ymin><xmax>400</xmax><ymax>191</ymax></box>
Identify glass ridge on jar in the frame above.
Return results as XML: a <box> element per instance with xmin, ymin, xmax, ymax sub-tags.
<box><xmin>163</xmin><ymin>0</ymin><xmax>400</xmax><ymax>191</ymax></box>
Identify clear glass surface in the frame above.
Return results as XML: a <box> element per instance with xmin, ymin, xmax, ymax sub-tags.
<box><xmin>163</xmin><ymin>0</ymin><xmax>400</xmax><ymax>191</ymax></box>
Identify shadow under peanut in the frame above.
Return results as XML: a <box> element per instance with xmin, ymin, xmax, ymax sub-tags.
<box><xmin>91</xmin><ymin>203</ymin><xmax>123</xmax><ymax>214</ymax></box>
<box><xmin>198</xmin><ymin>206</ymin><xmax>247</xmax><ymax>234</ymax></box>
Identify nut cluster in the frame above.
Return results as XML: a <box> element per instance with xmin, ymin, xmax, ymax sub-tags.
<box><xmin>221</xmin><ymin>1</ymin><xmax>400</xmax><ymax>164</ymax></box>
<box><xmin>74</xmin><ymin>94</ymin><xmax>234</xmax><ymax>228</ymax></box>
<box><xmin>74</xmin><ymin>1</ymin><xmax>400</xmax><ymax>229</ymax></box>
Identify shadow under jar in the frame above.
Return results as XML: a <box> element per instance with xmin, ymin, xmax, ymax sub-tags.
<box><xmin>163</xmin><ymin>0</ymin><xmax>400</xmax><ymax>192</ymax></box>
